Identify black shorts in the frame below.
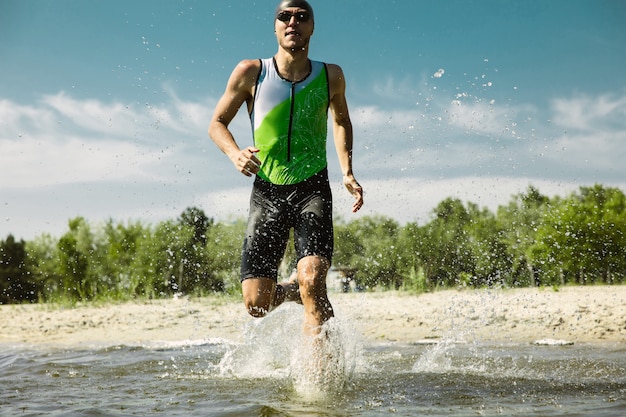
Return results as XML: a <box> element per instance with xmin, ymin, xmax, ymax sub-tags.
<box><xmin>240</xmin><ymin>168</ymin><xmax>334</xmax><ymax>282</ymax></box>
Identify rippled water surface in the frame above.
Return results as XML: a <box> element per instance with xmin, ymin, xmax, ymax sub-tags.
<box><xmin>2</xmin><ymin>306</ymin><xmax>625</xmax><ymax>416</ymax></box>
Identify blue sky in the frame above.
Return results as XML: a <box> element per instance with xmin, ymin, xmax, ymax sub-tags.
<box><xmin>2</xmin><ymin>0</ymin><xmax>625</xmax><ymax>240</ymax></box>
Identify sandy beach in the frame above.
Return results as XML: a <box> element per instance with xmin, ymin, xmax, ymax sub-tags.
<box><xmin>1</xmin><ymin>286</ymin><xmax>624</xmax><ymax>347</ymax></box>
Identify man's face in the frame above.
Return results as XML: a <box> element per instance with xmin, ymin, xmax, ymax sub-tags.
<box><xmin>274</xmin><ymin>7</ymin><xmax>314</xmax><ymax>51</ymax></box>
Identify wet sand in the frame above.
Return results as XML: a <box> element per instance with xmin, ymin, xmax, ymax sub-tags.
<box><xmin>1</xmin><ymin>286</ymin><xmax>624</xmax><ymax>347</ymax></box>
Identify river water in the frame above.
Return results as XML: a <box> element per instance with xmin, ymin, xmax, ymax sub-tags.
<box><xmin>1</xmin><ymin>305</ymin><xmax>624</xmax><ymax>416</ymax></box>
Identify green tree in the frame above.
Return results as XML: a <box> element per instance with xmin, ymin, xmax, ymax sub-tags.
<box><xmin>333</xmin><ymin>217</ymin><xmax>365</xmax><ymax>274</ymax></box>
<box><xmin>574</xmin><ymin>185</ymin><xmax>626</xmax><ymax>283</ymax></box>
<box><xmin>531</xmin><ymin>185</ymin><xmax>626</xmax><ymax>285</ymax></box>
<box><xmin>334</xmin><ymin>216</ymin><xmax>401</xmax><ymax>289</ymax></box>
<box><xmin>0</xmin><ymin>235</ymin><xmax>38</xmax><ymax>303</ymax></box>
<box><xmin>101</xmin><ymin>219</ymin><xmax>150</xmax><ymax>298</ymax></box>
<box><xmin>465</xmin><ymin>204</ymin><xmax>511</xmax><ymax>287</ymax></box>
<box><xmin>25</xmin><ymin>234</ymin><xmax>61</xmax><ymax>301</ymax></box>
<box><xmin>179</xmin><ymin>206</ymin><xmax>212</xmax><ymax>246</ymax></box>
<box><xmin>177</xmin><ymin>207</ymin><xmax>221</xmax><ymax>293</ymax></box>
<box><xmin>497</xmin><ymin>186</ymin><xmax>550</xmax><ymax>286</ymax></box>
<box><xmin>134</xmin><ymin>220</ymin><xmax>192</xmax><ymax>296</ymax></box>
<box><xmin>419</xmin><ymin>198</ymin><xmax>474</xmax><ymax>287</ymax></box>
<box><xmin>128</xmin><ymin>224</ymin><xmax>165</xmax><ymax>298</ymax></box>
<box><xmin>56</xmin><ymin>217</ymin><xmax>94</xmax><ymax>300</ymax></box>
<box><xmin>396</xmin><ymin>222</ymin><xmax>429</xmax><ymax>292</ymax></box>
<box><xmin>206</xmin><ymin>219</ymin><xmax>246</xmax><ymax>293</ymax></box>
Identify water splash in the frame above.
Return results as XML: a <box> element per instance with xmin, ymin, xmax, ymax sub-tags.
<box><xmin>217</xmin><ymin>306</ymin><xmax>298</xmax><ymax>379</ymax></box>
<box><xmin>290</xmin><ymin>318</ymin><xmax>357</xmax><ymax>401</ymax></box>
<box><xmin>412</xmin><ymin>338</ymin><xmax>465</xmax><ymax>373</ymax></box>
<box><xmin>433</xmin><ymin>68</ymin><xmax>445</xmax><ymax>78</ymax></box>
<box><xmin>217</xmin><ymin>303</ymin><xmax>363</xmax><ymax>400</ymax></box>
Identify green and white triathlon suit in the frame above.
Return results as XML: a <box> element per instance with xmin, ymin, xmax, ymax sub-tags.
<box><xmin>251</xmin><ymin>57</ymin><xmax>329</xmax><ymax>185</ymax></box>
<box><xmin>240</xmin><ymin>57</ymin><xmax>334</xmax><ymax>281</ymax></box>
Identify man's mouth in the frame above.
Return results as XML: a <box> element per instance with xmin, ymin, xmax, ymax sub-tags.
<box><xmin>286</xmin><ymin>30</ymin><xmax>300</xmax><ymax>37</ymax></box>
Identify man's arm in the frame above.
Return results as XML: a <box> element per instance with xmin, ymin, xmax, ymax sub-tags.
<box><xmin>208</xmin><ymin>59</ymin><xmax>262</xmax><ymax>177</ymax></box>
<box><xmin>328</xmin><ymin>64</ymin><xmax>363</xmax><ymax>213</ymax></box>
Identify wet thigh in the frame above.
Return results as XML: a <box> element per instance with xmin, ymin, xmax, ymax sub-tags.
<box><xmin>241</xmin><ymin>200</ymin><xmax>290</xmax><ymax>281</ymax></box>
<box><xmin>293</xmin><ymin>192</ymin><xmax>333</xmax><ymax>262</ymax></box>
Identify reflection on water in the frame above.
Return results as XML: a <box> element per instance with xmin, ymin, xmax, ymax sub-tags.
<box><xmin>1</xmin><ymin>305</ymin><xmax>625</xmax><ymax>416</ymax></box>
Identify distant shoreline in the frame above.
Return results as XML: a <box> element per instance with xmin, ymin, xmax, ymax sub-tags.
<box><xmin>1</xmin><ymin>286</ymin><xmax>624</xmax><ymax>347</ymax></box>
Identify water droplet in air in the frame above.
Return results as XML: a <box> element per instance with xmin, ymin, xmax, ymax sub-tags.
<box><xmin>433</xmin><ymin>68</ymin><xmax>445</xmax><ymax>78</ymax></box>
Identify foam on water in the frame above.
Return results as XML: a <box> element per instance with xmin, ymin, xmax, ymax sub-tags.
<box><xmin>216</xmin><ymin>302</ymin><xmax>364</xmax><ymax>400</ymax></box>
<box><xmin>138</xmin><ymin>338</ymin><xmax>236</xmax><ymax>350</ymax></box>
<box><xmin>411</xmin><ymin>332</ymin><xmax>624</xmax><ymax>387</ymax></box>
<box><xmin>533</xmin><ymin>338</ymin><xmax>574</xmax><ymax>346</ymax></box>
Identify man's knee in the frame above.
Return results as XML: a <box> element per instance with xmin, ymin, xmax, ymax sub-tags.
<box><xmin>244</xmin><ymin>295</ymin><xmax>271</xmax><ymax>318</ymax></box>
<box><xmin>241</xmin><ymin>277</ymin><xmax>275</xmax><ymax>317</ymax></box>
<box><xmin>297</xmin><ymin>256</ymin><xmax>330</xmax><ymax>294</ymax></box>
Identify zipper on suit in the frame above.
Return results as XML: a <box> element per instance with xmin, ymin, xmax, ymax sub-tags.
<box><xmin>287</xmin><ymin>82</ymin><xmax>296</xmax><ymax>162</ymax></box>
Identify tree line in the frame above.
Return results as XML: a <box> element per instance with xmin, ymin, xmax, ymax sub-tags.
<box><xmin>1</xmin><ymin>184</ymin><xmax>625</xmax><ymax>304</ymax></box>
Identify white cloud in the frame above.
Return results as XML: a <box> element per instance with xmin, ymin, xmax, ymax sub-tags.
<box><xmin>2</xmin><ymin>89</ymin><xmax>626</xmax><ymax>240</ymax></box>
<box><xmin>196</xmin><ymin>186</ymin><xmax>251</xmax><ymax>220</ymax></box>
<box><xmin>40</xmin><ymin>91</ymin><xmax>215</xmax><ymax>140</ymax></box>
<box><xmin>369</xmin><ymin>74</ymin><xmax>421</xmax><ymax>103</ymax></box>
<box><xmin>0</xmin><ymin>99</ymin><xmax>57</xmax><ymax>137</ymax></box>
<box><xmin>551</xmin><ymin>92</ymin><xmax>626</xmax><ymax>132</ymax></box>
<box><xmin>445</xmin><ymin>98</ymin><xmax>535</xmax><ymax>139</ymax></box>
<box><xmin>43</xmin><ymin>93</ymin><xmax>136</xmax><ymax>138</ymax></box>
<box><xmin>543</xmin><ymin>92</ymin><xmax>626</xmax><ymax>174</ymax></box>
<box><xmin>548</xmin><ymin>131</ymin><xmax>626</xmax><ymax>173</ymax></box>
<box><xmin>1</xmin><ymin>135</ymin><xmax>174</xmax><ymax>188</ymax></box>
<box><xmin>0</xmin><ymin>92</ymin><xmax>221</xmax><ymax>189</ymax></box>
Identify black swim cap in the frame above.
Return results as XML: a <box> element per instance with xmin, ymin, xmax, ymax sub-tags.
<box><xmin>275</xmin><ymin>0</ymin><xmax>314</xmax><ymax>23</ymax></box>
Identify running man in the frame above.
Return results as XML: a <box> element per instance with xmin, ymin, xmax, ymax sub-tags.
<box><xmin>208</xmin><ymin>0</ymin><xmax>363</xmax><ymax>336</ymax></box>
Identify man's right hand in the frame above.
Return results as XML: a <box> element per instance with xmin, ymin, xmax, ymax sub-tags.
<box><xmin>231</xmin><ymin>146</ymin><xmax>262</xmax><ymax>177</ymax></box>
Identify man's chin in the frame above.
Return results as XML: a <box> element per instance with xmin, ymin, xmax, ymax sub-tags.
<box><xmin>285</xmin><ymin>41</ymin><xmax>309</xmax><ymax>52</ymax></box>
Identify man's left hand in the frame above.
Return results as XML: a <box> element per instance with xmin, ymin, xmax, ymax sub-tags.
<box><xmin>343</xmin><ymin>175</ymin><xmax>363</xmax><ymax>213</ymax></box>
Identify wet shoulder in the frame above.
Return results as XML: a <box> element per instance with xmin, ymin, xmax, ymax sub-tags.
<box><xmin>234</xmin><ymin>59</ymin><xmax>262</xmax><ymax>80</ymax></box>
<box><xmin>324</xmin><ymin>63</ymin><xmax>347</xmax><ymax>96</ymax></box>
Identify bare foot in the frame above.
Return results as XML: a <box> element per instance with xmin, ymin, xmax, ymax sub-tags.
<box><xmin>279</xmin><ymin>277</ymin><xmax>302</xmax><ymax>304</ymax></box>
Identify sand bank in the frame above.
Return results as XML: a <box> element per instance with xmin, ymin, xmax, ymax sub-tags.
<box><xmin>1</xmin><ymin>286</ymin><xmax>624</xmax><ymax>347</ymax></box>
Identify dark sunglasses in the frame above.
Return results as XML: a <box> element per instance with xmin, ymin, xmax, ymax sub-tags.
<box><xmin>276</xmin><ymin>10</ymin><xmax>311</xmax><ymax>23</ymax></box>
